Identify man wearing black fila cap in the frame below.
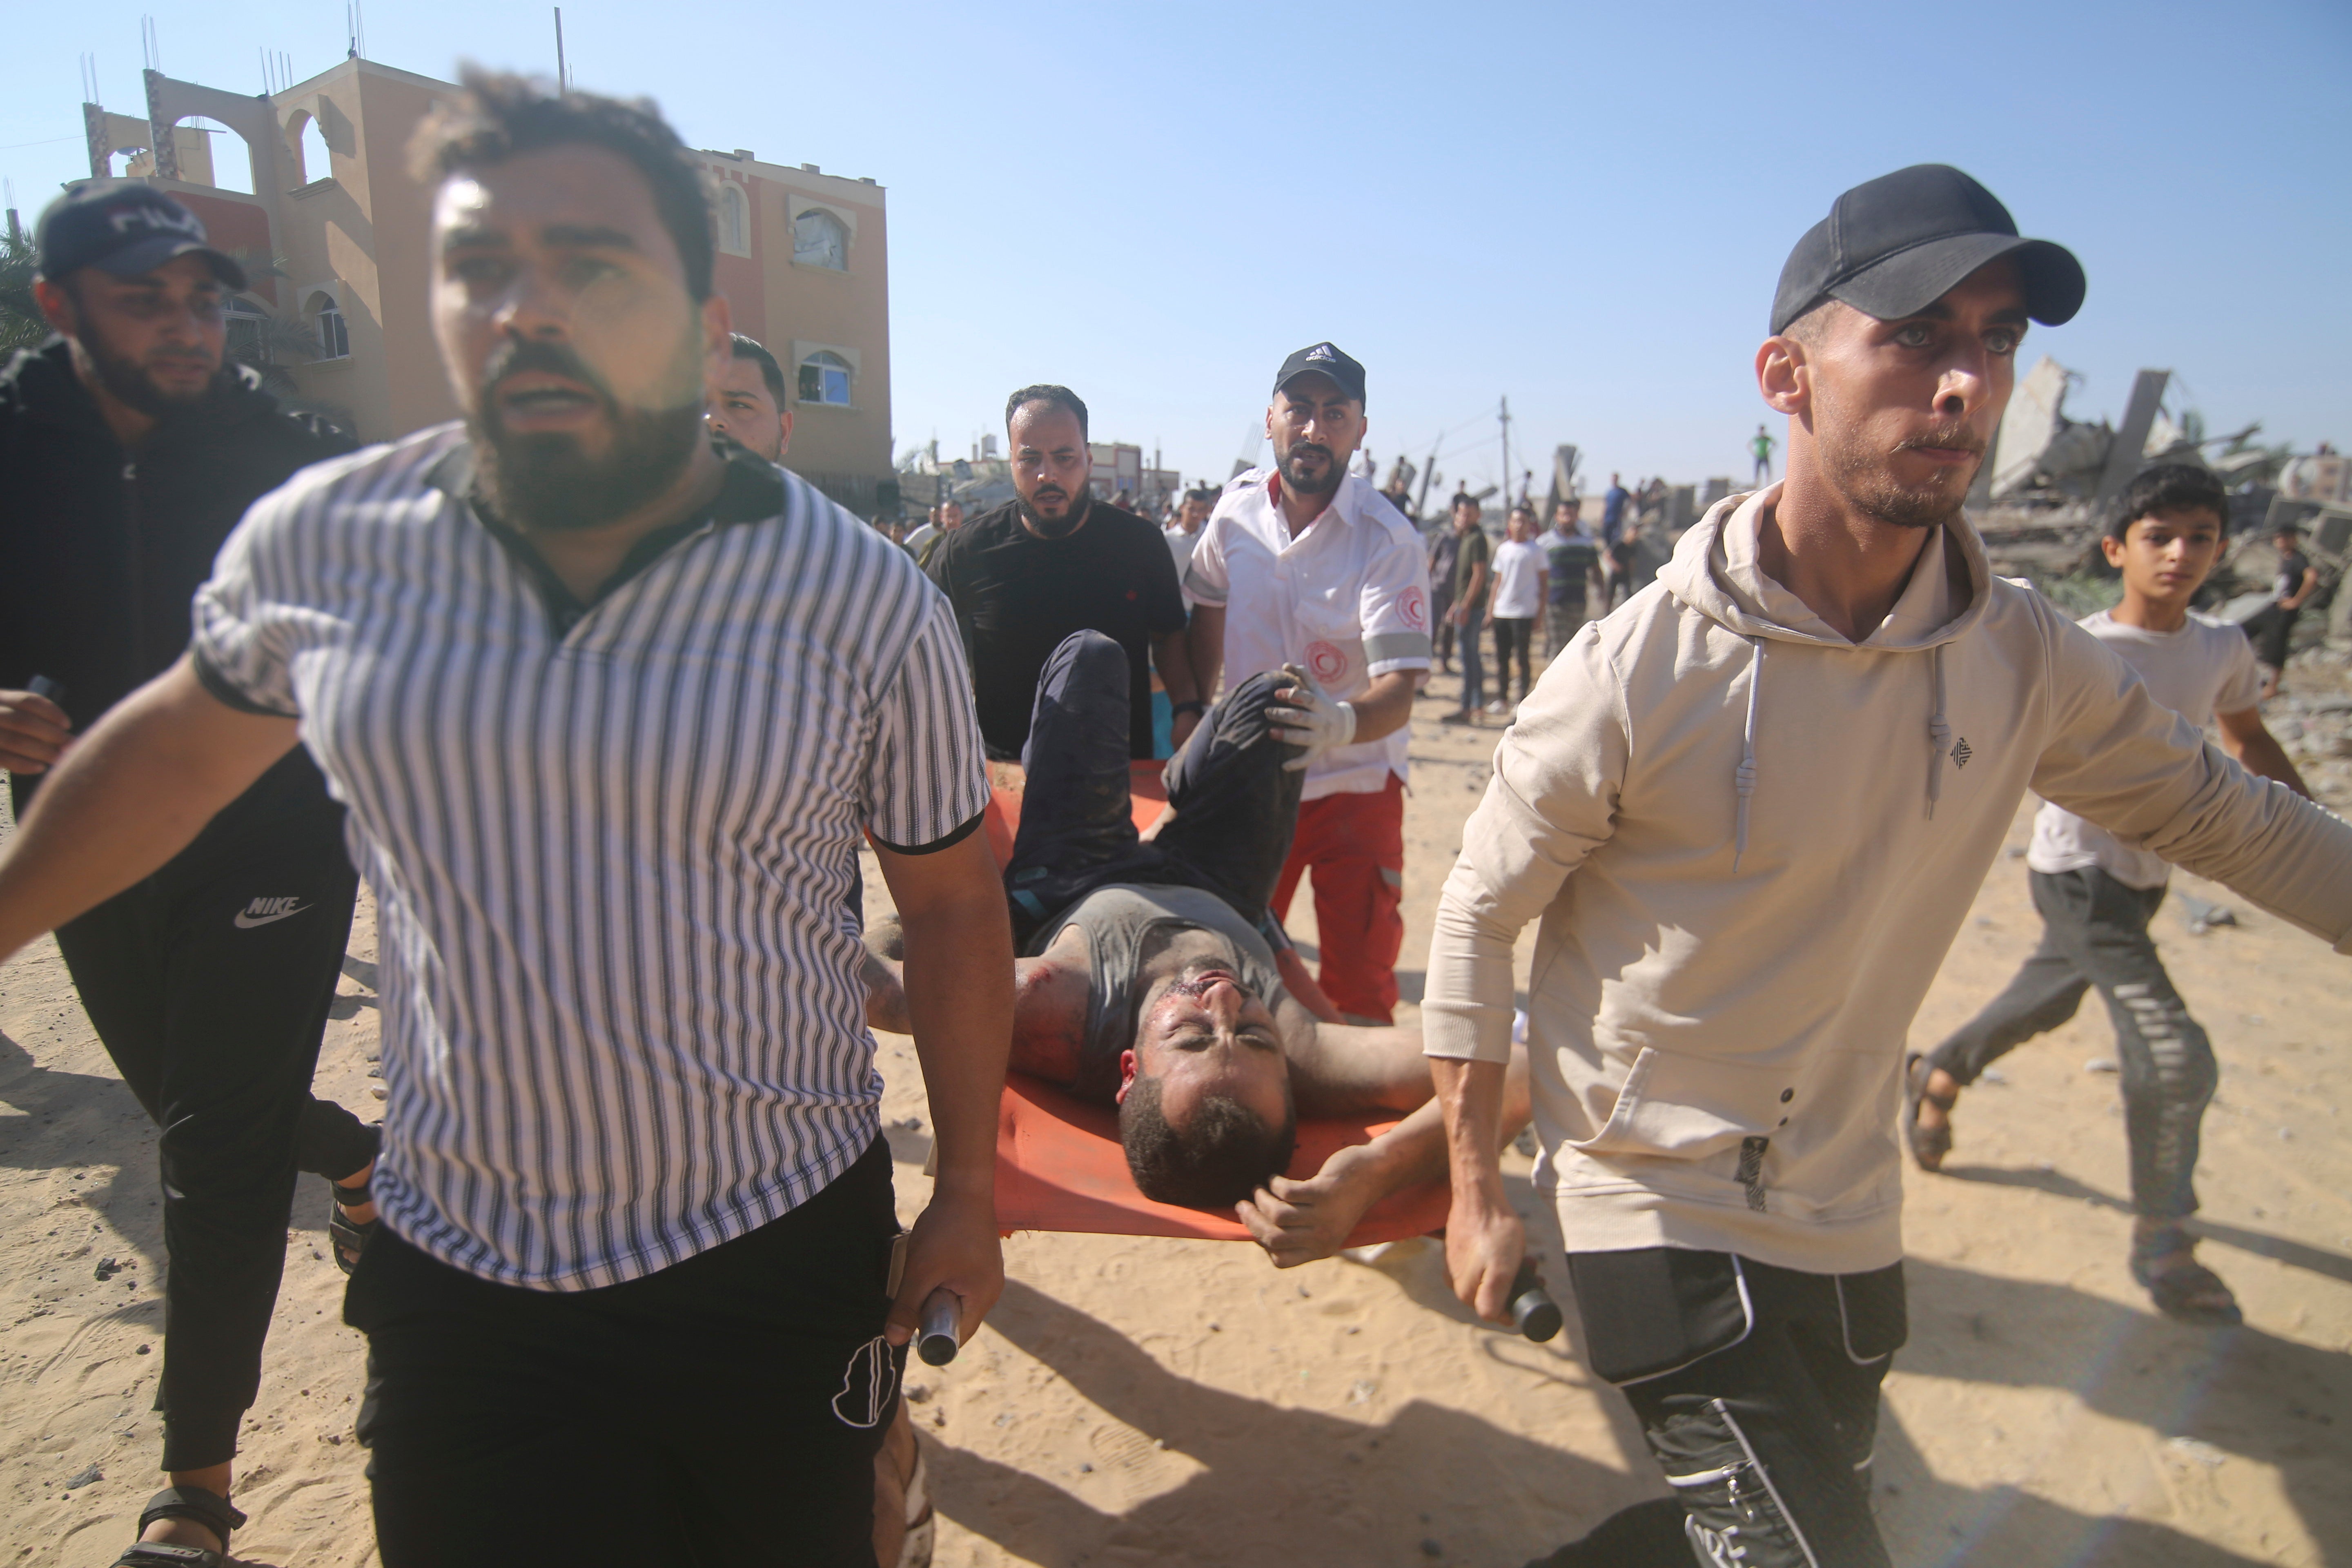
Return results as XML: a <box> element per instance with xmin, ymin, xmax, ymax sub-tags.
<box><xmin>1</xmin><ymin>180</ymin><xmax>371</xmax><ymax>1566</ymax></box>
<box><xmin>1183</xmin><ymin>343</ymin><xmax>1433</xmax><ymax>1026</ymax></box>
<box><xmin>1423</xmin><ymin>164</ymin><xmax>2352</xmax><ymax>1567</ymax></box>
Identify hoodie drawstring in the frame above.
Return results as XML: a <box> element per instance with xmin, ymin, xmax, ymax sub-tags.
<box><xmin>1732</xmin><ymin>638</ymin><xmax>1763</xmax><ymax>871</ymax></box>
<box><xmin>1925</xmin><ymin>645</ymin><xmax>1950</xmax><ymax>820</ymax></box>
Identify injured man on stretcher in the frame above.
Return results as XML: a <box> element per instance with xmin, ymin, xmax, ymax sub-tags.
<box><xmin>862</xmin><ymin>630</ymin><xmax>1529</xmax><ymax>1267</ymax></box>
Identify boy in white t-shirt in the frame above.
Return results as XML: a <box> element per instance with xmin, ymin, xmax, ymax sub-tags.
<box><xmin>1907</xmin><ymin>465</ymin><xmax>2309</xmax><ymax>1325</ymax></box>
<box><xmin>1485</xmin><ymin>504</ymin><xmax>1547</xmax><ymax>711</ymax></box>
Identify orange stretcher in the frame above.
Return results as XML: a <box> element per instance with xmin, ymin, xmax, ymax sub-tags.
<box><xmin>992</xmin><ymin>1070</ymin><xmax>1450</xmax><ymax>1243</ymax></box>
<box><xmin>976</xmin><ymin>760</ymin><xmax>1448</xmax><ymax>1246</ymax></box>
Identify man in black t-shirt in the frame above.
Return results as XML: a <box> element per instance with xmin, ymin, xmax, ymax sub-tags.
<box><xmin>2250</xmin><ymin>523</ymin><xmax>2319</xmax><ymax>701</ymax></box>
<box><xmin>927</xmin><ymin>385</ymin><xmax>1197</xmax><ymax>759</ymax></box>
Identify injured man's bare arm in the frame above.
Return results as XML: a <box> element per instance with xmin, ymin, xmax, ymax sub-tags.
<box><xmin>863</xmin><ymin>890</ymin><xmax>1531</xmax><ymax>1267</ymax></box>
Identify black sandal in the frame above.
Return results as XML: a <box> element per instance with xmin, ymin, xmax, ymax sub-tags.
<box><xmin>327</xmin><ymin>1168</ymin><xmax>376</xmax><ymax>1275</ymax></box>
<box><xmin>2132</xmin><ymin>1225</ymin><xmax>2243</xmax><ymax>1326</ymax></box>
<box><xmin>1902</xmin><ymin>1053</ymin><xmax>1957</xmax><ymax>1173</ymax></box>
<box><xmin>111</xmin><ymin>1485</ymin><xmax>247</xmax><ymax>1567</ymax></box>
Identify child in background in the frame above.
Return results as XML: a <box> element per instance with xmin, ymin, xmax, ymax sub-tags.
<box><xmin>1906</xmin><ymin>464</ymin><xmax>2310</xmax><ymax>1326</ymax></box>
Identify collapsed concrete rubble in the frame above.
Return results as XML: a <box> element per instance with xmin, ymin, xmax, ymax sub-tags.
<box><xmin>1978</xmin><ymin>359</ymin><xmax>2301</xmax><ymax>508</ymax></box>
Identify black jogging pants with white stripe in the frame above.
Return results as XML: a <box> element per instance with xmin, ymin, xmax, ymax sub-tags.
<box><xmin>1528</xmin><ymin>1250</ymin><xmax>1906</xmax><ymax>1568</ymax></box>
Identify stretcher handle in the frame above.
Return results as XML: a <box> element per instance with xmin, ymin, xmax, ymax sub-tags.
<box><xmin>1510</xmin><ymin>1260</ymin><xmax>1563</xmax><ymax>1343</ymax></box>
<box><xmin>916</xmin><ymin>1287</ymin><xmax>962</xmax><ymax>1366</ymax></box>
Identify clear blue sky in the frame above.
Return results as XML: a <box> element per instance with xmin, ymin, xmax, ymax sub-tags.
<box><xmin>9</xmin><ymin>0</ymin><xmax>2349</xmax><ymax>494</ymax></box>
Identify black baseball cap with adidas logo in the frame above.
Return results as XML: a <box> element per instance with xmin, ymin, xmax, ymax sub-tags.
<box><xmin>35</xmin><ymin>179</ymin><xmax>247</xmax><ymax>291</ymax></box>
<box><xmin>1770</xmin><ymin>164</ymin><xmax>2083</xmax><ymax>336</ymax></box>
<box><xmin>1273</xmin><ymin>341</ymin><xmax>1366</xmax><ymax>407</ymax></box>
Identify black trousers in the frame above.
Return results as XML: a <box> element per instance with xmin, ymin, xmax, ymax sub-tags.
<box><xmin>1004</xmin><ymin>630</ymin><xmax>1303</xmax><ymax>950</ymax></box>
<box><xmin>1926</xmin><ymin>867</ymin><xmax>2214</xmax><ymax>1221</ymax></box>
<box><xmin>1492</xmin><ymin>615</ymin><xmax>1535</xmax><ymax>703</ymax></box>
<box><xmin>349</xmin><ymin>1137</ymin><xmax>903</xmax><ymax>1568</ymax></box>
<box><xmin>53</xmin><ymin>817</ymin><xmax>366</xmax><ymax>1471</ymax></box>
<box><xmin>1531</xmin><ymin>1250</ymin><xmax>1905</xmax><ymax>1568</ymax></box>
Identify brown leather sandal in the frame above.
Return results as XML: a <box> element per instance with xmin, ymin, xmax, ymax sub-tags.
<box><xmin>1903</xmin><ymin>1053</ymin><xmax>1957</xmax><ymax>1173</ymax></box>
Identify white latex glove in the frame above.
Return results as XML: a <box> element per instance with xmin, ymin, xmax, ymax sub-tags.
<box><xmin>1269</xmin><ymin>663</ymin><xmax>1356</xmax><ymax>772</ymax></box>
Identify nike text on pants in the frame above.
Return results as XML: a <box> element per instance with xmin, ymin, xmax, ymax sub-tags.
<box><xmin>53</xmin><ymin>831</ymin><xmax>369</xmax><ymax>1470</ymax></box>
<box><xmin>1272</xmin><ymin>775</ymin><xmax>1406</xmax><ymax>1024</ymax></box>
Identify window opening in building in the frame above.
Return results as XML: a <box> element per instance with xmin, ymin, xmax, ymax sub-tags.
<box><xmin>718</xmin><ymin>183</ymin><xmax>750</xmax><ymax>256</ymax></box>
<box><xmin>792</xmin><ymin>208</ymin><xmax>847</xmax><ymax>270</ymax></box>
<box><xmin>309</xmin><ymin>292</ymin><xmax>350</xmax><ymax>360</ymax></box>
<box><xmin>299</xmin><ymin>114</ymin><xmax>332</xmax><ymax>186</ymax></box>
<box><xmin>798</xmin><ymin>350</ymin><xmax>851</xmax><ymax>407</ymax></box>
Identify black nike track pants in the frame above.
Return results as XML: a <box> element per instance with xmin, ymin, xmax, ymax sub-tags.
<box><xmin>1530</xmin><ymin>1250</ymin><xmax>1905</xmax><ymax>1568</ymax></box>
<box><xmin>54</xmin><ymin>826</ymin><xmax>367</xmax><ymax>1471</ymax></box>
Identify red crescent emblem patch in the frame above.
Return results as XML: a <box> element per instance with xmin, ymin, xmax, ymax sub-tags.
<box><xmin>1398</xmin><ymin>586</ymin><xmax>1428</xmax><ymax>632</ymax></box>
<box><xmin>1306</xmin><ymin>640</ymin><xmax>1348</xmax><ymax>684</ymax></box>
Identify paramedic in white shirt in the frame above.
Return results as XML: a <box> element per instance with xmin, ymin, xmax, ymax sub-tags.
<box><xmin>1183</xmin><ymin>342</ymin><xmax>1433</xmax><ymax>1024</ymax></box>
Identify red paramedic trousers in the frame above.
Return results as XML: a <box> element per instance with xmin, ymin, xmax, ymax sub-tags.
<box><xmin>1271</xmin><ymin>775</ymin><xmax>1406</xmax><ymax>1025</ymax></box>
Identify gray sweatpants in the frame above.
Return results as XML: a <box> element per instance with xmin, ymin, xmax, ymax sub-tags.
<box><xmin>1925</xmin><ymin>867</ymin><xmax>2216</xmax><ymax>1221</ymax></box>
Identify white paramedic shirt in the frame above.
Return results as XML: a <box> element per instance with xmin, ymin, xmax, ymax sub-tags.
<box><xmin>1185</xmin><ymin>468</ymin><xmax>1433</xmax><ymax>800</ymax></box>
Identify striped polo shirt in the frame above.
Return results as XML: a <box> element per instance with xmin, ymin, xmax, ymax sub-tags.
<box><xmin>190</xmin><ymin>425</ymin><xmax>988</xmax><ymax>1291</ymax></box>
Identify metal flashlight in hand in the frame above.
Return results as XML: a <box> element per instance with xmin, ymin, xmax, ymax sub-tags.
<box><xmin>1510</xmin><ymin>1260</ymin><xmax>1562</xmax><ymax>1343</ymax></box>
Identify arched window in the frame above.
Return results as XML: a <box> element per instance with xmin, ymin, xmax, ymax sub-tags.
<box><xmin>717</xmin><ymin>183</ymin><xmax>750</xmax><ymax>257</ymax></box>
<box><xmin>798</xmin><ymin>350</ymin><xmax>851</xmax><ymax>407</ymax></box>
<box><xmin>299</xmin><ymin>114</ymin><xmax>332</xmax><ymax>185</ymax></box>
<box><xmin>792</xmin><ymin>207</ymin><xmax>848</xmax><ymax>270</ymax></box>
<box><xmin>308</xmin><ymin>291</ymin><xmax>350</xmax><ymax>360</ymax></box>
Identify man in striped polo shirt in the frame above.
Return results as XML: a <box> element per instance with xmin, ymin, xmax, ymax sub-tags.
<box><xmin>0</xmin><ymin>74</ymin><xmax>1009</xmax><ymax>1567</ymax></box>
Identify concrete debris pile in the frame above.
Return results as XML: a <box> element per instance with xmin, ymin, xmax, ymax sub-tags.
<box><xmin>1978</xmin><ymin>358</ymin><xmax>2300</xmax><ymax>509</ymax></box>
<box><xmin>2267</xmin><ymin>648</ymin><xmax>2352</xmax><ymax>811</ymax></box>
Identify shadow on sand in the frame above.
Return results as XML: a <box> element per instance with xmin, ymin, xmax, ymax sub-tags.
<box><xmin>1941</xmin><ymin>1160</ymin><xmax>2352</xmax><ymax>1286</ymax></box>
<box><xmin>927</xmin><ymin>1249</ymin><xmax>2343</xmax><ymax>1567</ymax></box>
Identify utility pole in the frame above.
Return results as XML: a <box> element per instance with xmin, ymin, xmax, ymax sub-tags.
<box><xmin>554</xmin><ymin>8</ymin><xmax>568</xmax><ymax>91</ymax></box>
<box><xmin>1497</xmin><ymin>397</ymin><xmax>1512</xmax><ymax>518</ymax></box>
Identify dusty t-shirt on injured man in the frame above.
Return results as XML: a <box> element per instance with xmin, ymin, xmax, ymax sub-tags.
<box><xmin>2028</xmin><ymin>609</ymin><xmax>2263</xmax><ymax>890</ymax></box>
<box><xmin>1040</xmin><ymin>883</ymin><xmax>1290</xmax><ymax>1104</ymax></box>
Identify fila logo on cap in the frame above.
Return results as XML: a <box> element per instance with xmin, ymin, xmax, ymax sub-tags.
<box><xmin>108</xmin><ymin>205</ymin><xmax>203</xmax><ymax>237</ymax></box>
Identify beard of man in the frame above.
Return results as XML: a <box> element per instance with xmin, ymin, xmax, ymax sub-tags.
<box><xmin>1813</xmin><ymin>379</ymin><xmax>1985</xmax><ymax>532</ymax></box>
<box><xmin>1018</xmin><ymin>478</ymin><xmax>1092</xmax><ymax>540</ymax></box>
<box><xmin>471</xmin><ymin>337</ymin><xmax>706</xmax><ymax>533</ymax></box>
<box><xmin>69</xmin><ymin>289</ymin><xmax>219</xmax><ymax>419</ymax></box>
<box><xmin>1277</xmin><ymin>437</ymin><xmax>1342</xmax><ymax>498</ymax></box>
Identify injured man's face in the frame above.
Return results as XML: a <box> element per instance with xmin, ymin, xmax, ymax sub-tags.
<box><xmin>1116</xmin><ymin>966</ymin><xmax>1298</xmax><ymax>1209</ymax></box>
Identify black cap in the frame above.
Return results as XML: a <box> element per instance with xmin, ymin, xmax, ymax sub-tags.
<box><xmin>1273</xmin><ymin>341</ymin><xmax>1366</xmax><ymax>406</ymax></box>
<box><xmin>1771</xmin><ymin>164</ymin><xmax>2082</xmax><ymax>336</ymax></box>
<box><xmin>35</xmin><ymin>180</ymin><xmax>247</xmax><ymax>292</ymax></box>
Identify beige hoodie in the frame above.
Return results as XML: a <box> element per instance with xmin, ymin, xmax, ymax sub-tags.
<box><xmin>1424</xmin><ymin>485</ymin><xmax>2352</xmax><ymax>1275</ymax></box>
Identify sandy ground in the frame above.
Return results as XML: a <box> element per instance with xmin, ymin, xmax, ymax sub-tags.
<box><xmin>3</xmin><ymin>660</ymin><xmax>2349</xmax><ymax>1568</ymax></box>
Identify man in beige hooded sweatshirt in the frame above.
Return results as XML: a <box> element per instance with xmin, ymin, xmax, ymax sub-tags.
<box><xmin>1423</xmin><ymin>164</ymin><xmax>2352</xmax><ymax>1568</ymax></box>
